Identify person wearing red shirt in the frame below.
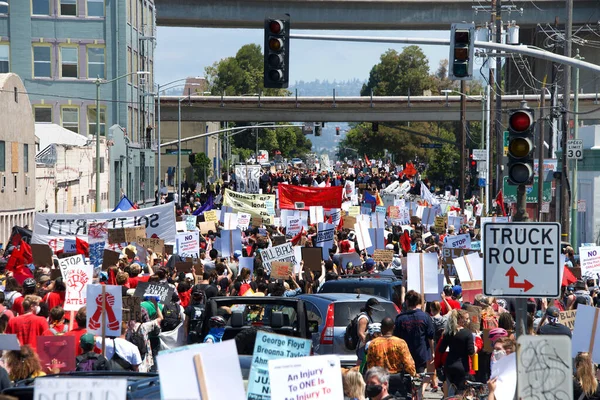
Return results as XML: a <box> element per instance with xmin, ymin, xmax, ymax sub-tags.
<box><xmin>42</xmin><ymin>306</ymin><xmax>69</xmax><ymax>336</ymax></box>
<box><xmin>43</xmin><ymin>278</ymin><xmax>66</xmax><ymax>310</ymax></box>
<box><xmin>440</xmin><ymin>286</ymin><xmax>461</xmax><ymax>316</ymax></box>
<box><xmin>65</xmin><ymin>307</ymin><xmax>88</xmax><ymax>356</ymax></box>
<box><xmin>5</xmin><ymin>295</ymin><xmax>48</xmax><ymax>351</ymax></box>
<box><xmin>13</xmin><ymin>278</ymin><xmax>38</xmax><ymax>316</ymax></box>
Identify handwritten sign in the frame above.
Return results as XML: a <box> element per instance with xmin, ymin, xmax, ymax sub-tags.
<box><xmin>372</xmin><ymin>249</ymin><xmax>394</xmax><ymax>264</ymax></box>
<box><xmin>270</xmin><ymin>261</ymin><xmax>294</xmax><ymax>280</ymax></box>
<box><xmin>34</xmin><ymin>377</ymin><xmax>127</xmax><ymax>400</ymax></box>
<box><xmin>108</xmin><ymin>226</ymin><xmax>146</xmax><ymax>244</ymax></box>
<box><xmin>136</xmin><ymin>237</ymin><xmax>164</xmax><ymax>254</ymax></box>
<box><xmin>558</xmin><ymin>309</ymin><xmax>576</xmax><ymax>330</ymax></box>
<box><xmin>102</xmin><ymin>249</ymin><xmax>120</xmax><ymax>270</ymax></box>
<box><xmin>58</xmin><ymin>254</ymin><xmax>85</xmax><ymax>280</ymax></box>
<box><xmin>204</xmin><ymin>210</ymin><xmax>218</xmax><ymax>222</ymax></box>
<box><xmin>122</xmin><ymin>295</ymin><xmax>142</xmax><ymax>323</ymax></box>
<box><xmin>186</xmin><ymin>216</ymin><xmax>197</xmax><ymax>231</ymax></box>
<box><xmin>260</xmin><ymin>242</ymin><xmax>297</xmax><ymax>273</ymax></box>
<box><xmin>64</xmin><ymin>264</ymin><xmax>93</xmax><ymax>311</ymax></box>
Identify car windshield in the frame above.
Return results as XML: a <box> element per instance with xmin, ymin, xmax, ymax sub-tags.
<box><xmin>333</xmin><ymin>302</ymin><xmax>398</xmax><ymax>326</ymax></box>
<box><xmin>320</xmin><ymin>283</ymin><xmax>390</xmax><ymax>299</ymax></box>
<box><xmin>225</xmin><ymin>304</ymin><xmax>298</xmax><ymax>327</ymax></box>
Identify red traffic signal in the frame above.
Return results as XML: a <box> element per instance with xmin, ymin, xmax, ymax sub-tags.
<box><xmin>508</xmin><ymin>110</ymin><xmax>534</xmax><ymax>134</ymax></box>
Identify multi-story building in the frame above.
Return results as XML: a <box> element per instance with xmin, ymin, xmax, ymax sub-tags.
<box><xmin>0</xmin><ymin>73</ymin><xmax>36</xmax><ymax>245</ymax></box>
<box><xmin>0</xmin><ymin>0</ymin><xmax>156</xmax><ymax>208</ymax></box>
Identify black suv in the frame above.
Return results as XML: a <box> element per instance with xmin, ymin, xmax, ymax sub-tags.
<box><xmin>318</xmin><ymin>275</ymin><xmax>404</xmax><ymax>308</ymax></box>
<box><xmin>200</xmin><ymin>296</ymin><xmax>312</xmax><ymax>342</ymax></box>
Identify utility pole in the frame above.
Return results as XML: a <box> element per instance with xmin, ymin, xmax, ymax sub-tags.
<box><xmin>560</xmin><ymin>0</ymin><xmax>573</xmax><ymax>242</ymax></box>
<box><xmin>537</xmin><ymin>77</ymin><xmax>547</xmax><ymax>222</ymax></box>
<box><xmin>570</xmin><ymin>49</ymin><xmax>581</xmax><ymax>248</ymax></box>
<box><xmin>489</xmin><ymin>0</ymin><xmax>497</xmax><ymax>197</ymax></box>
<box><xmin>495</xmin><ymin>0</ymin><xmax>503</xmax><ymax>198</ymax></box>
<box><xmin>460</xmin><ymin>80</ymin><xmax>467</xmax><ymax>210</ymax></box>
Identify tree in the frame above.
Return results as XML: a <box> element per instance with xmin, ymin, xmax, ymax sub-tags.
<box><xmin>192</xmin><ymin>153</ymin><xmax>212</xmax><ymax>183</ymax></box>
<box><xmin>423</xmin><ymin>129</ymin><xmax>460</xmax><ymax>187</ymax></box>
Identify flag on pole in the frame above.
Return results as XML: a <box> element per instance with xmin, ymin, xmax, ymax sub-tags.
<box><xmin>495</xmin><ymin>190</ymin><xmax>507</xmax><ymax>217</ymax></box>
<box><xmin>112</xmin><ymin>196</ymin><xmax>137</xmax><ymax>212</ymax></box>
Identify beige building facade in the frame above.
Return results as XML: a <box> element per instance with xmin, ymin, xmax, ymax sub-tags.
<box><xmin>0</xmin><ymin>73</ymin><xmax>36</xmax><ymax>245</ymax></box>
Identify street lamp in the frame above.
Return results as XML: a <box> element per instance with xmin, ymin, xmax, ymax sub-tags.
<box><xmin>95</xmin><ymin>71</ymin><xmax>149</xmax><ymax>212</ymax></box>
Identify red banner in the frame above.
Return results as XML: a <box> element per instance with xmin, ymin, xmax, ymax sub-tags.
<box><xmin>278</xmin><ymin>185</ymin><xmax>343</xmax><ymax>210</ymax></box>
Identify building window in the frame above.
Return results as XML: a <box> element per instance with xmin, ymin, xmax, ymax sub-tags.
<box><xmin>87</xmin><ymin>0</ymin><xmax>103</xmax><ymax>17</ymax></box>
<box><xmin>0</xmin><ymin>44</ymin><xmax>8</xmax><ymax>73</ymax></box>
<box><xmin>87</xmin><ymin>46</ymin><xmax>105</xmax><ymax>79</ymax></box>
<box><xmin>33</xmin><ymin>106</ymin><xmax>52</xmax><ymax>123</ymax></box>
<box><xmin>61</xmin><ymin>106</ymin><xmax>79</xmax><ymax>133</ymax></box>
<box><xmin>0</xmin><ymin>141</ymin><xmax>5</xmax><ymax>172</ymax></box>
<box><xmin>60</xmin><ymin>46</ymin><xmax>78</xmax><ymax>78</ymax></box>
<box><xmin>127</xmin><ymin>47</ymin><xmax>132</xmax><ymax>82</ymax></box>
<box><xmin>33</xmin><ymin>45</ymin><xmax>52</xmax><ymax>78</ymax></box>
<box><xmin>0</xmin><ymin>1</ymin><xmax>7</xmax><ymax>14</ymax></box>
<box><xmin>60</xmin><ymin>0</ymin><xmax>77</xmax><ymax>16</ymax></box>
<box><xmin>23</xmin><ymin>144</ymin><xmax>28</xmax><ymax>173</ymax></box>
<box><xmin>32</xmin><ymin>0</ymin><xmax>50</xmax><ymax>16</ymax></box>
<box><xmin>74</xmin><ymin>196</ymin><xmax>77</xmax><ymax>206</ymax></box>
<box><xmin>87</xmin><ymin>106</ymin><xmax>106</xmax><ymax>136</ymax></box>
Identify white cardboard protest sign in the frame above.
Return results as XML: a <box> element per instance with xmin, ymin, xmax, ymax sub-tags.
<box><xmin>572</xmin><ymin>305</ymin><xmax>600</xmax><ymax>363</ymax></box>
<box><xmin>223</xmin><ymin>212</ymin><xmax>238</xmax><ymax>230</ymax></box>
<box><xmin>315</xmin><ymin>223</ymin><xmax>335</xmax><ymax>260</ymax></box>
<box><xmin>579</xmin><ymin>246</ymin><xmax>600</xmax><ymax>275</ymax></box>
<box><xmin>407</xmin><ymin>253</ymin><xmax>439</xmax><ymax>302</ymax></box>
<box><xmin>193</xmin><ymin>340</ymin><xmax>246</xmax><ymax>400</ymax></box>
<box><xmin>64</xmin><ymin>264</ymin><xmax>93</xmax><ymax>312</ymax></box>
<box><xmin>237</xmin><ymin>212</ymin><xmax>251</xmax><ymax>230</ymax></box>
<box><xmin>176</xmin><ymin>231</ymin><xmax>200</xmax><ymax>259</ymax></box>
<box><xmin>370</xmin><ymin>212</ymin><xmax>386</xmax><ymax>229</ymax></box>
<box><xmin>219</xmin><ymin>229</ymin><xmax>242</xmax><ymax>258</ymax></box>
<box><xmin>354</xmin><ymin>221</ymin><xmax>372</xmax><ymax>251</ymax></box>
<box><xmin>453</xmin><ymin>252</ymin><xmax>483</xmax><ymax>283</ymax></box>
<box><xmin>260</xmin><ymin>242</ymin><xmax>298</xmax><ymax>273</ymax></box>
<box><xmin>286</xmin><ymin>217</ymin><xmax>302</xmax><ymax>239</ymax></box>
<box><xmin>444</xmin><ymin>233</ymin><xmax>471</xmax><ymax>249</ymax></box>
<box><xmin>86</xmin><ymin>284</ymin><xmax>122</xmax><ymax>337</ymax></box>
<box><xmin>35</xmin><ymin>377</ymin><xmax>127</xmax><ymax>400</ymax></box>
<box><xmin>491</xmin><ymin>352</ymin><xmax>517</xmax><ymax>400</ymax></box>
<box><xmin>367</xmin><ymin>228</ymin><xmax>385</xmax><ymax>255</ymax></box>
<box><xmin>58</xmin><ymin>254</ymin><xmax>86</xmax><ymax>280</ymax></box>
<box><xmin>268</xmin><ymin>355</ymin><xmax>343</xmax><ymax>400</ymax></box>
<box><xmin>309</xmin><ymin>206</ymin><xmax>324</xmax><ymax>225</ymax></box>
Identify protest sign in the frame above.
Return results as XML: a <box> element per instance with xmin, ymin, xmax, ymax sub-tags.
<box><xmin>416</xmin><ymin>206</ymin><xmax>436</xmax><ymax>225</ymax></box>
<box><xmin>0</xmin><ymin>334</ymin><xmax>20</xmax><ymax>351</ymax></box>
<box><xmin>102</xmin><ymin>249</ymin><xmax>120</xmax><ymax>270</ymax></box>
<box><xmin>453</xmin><ymin>252</ymin><xmax>483</xmax><ymax>283</ymax></box>
<box><xmin>268</xmin><ymin>355</ymin><xmax>343</xmax><ymax>400</ymax></box>
<box><xmin>342</xmin><ymin>215</ymin><xmax>356</xmax><ymax>229</ymax></box>
<box><xmin>223</xmin><ymin>212</ymin><xmax>238</xmax><ymax>230</ymax></box>
<box><xmin>286</xmin><ymin>217</ymin><xmax>302</xmax><ymax>239</ymax></box>
<box><xmin>444</xmin><ymin>233</ymin><xmax>471</xmax><ymax>249</ymax></box>
<box><xmin>448</xmin><ymin>216</ymin><xmax>463</xmax><ymax>230</ymax></box>
<box><xmin>252</xmin><ymin>216</ymin><xmax>264</xmax><ymax>227</ymax></box>
<box><xmin>37</xmin><ymin>335</ymin><xmax>75</xmax><ymax>372</ymax></box>
<box><xmin>247</xmin><ymin>331</ymin><xmax>312</xmax><ymax>400</ymax></box>
<box><xmin>63</xmin><ymin>238</ymin><xmax>77</xmax><ymax>253</ymax></box>
<box><xmin>309</xmin><ymin>206</ymin><xmax>324</xmax><ymax>225</ymax></box>
<box><xmin>134</xmin><ymin>282</ymin><xmax>175</xmax><ymax>303</ymax></box>
<box><xmin>176</xmin><ymin>221</ymin><xmax>187</xmax><ymax>232</ymax></box>
<box><xmin>260</xmin><ymin>242</ymin><xmax>297</xmax><ymax>273</ymax></box>
<box><xmin>175</xmin><ymin>261</ymin><xmax>193</xmax><ymax>274</ymax></box>
<box><xmin>176</xmin><ymin>231</ymin><xmax>200</xmax><ymax>259</ymax></box>
<box><xmin>270</xmin><ymin>261</ymin><xmax>294</xmax><ymax>279</ymax></box>
<box><xmin>64</xmin><ymin>263</ymin><xmax>93</xmax><ymax>311</ymax></box>
<box><xmin>197</xmin><ymin>221</ymin><xmax>215</xmax><ymax>235</ymax></box>
<box><xmin>239</xmin><ymin>257</ymin><xmax>255</xmax><ymax>274</ymax></box>
<box><xmin>186</xmin><ymin>216</ymin><xmax>197</xmax><ymax>231</ymax></box>
<box><xmin>235</xmin><ymin>165</ymin><xmax>261</xmax><ymax>193</ymax></box>
<box><xmin>389</xmin><ymin>206</ymin><xmax>400</xmax><ymax>219</ymax></box>
<box><xmin>157</xmin><ymin>344</ymin><xmax>206</xmax><ymax>400</ymax></box>
<box><xmin>339</xmin><ymin>252</ymin><xmax>362</xmax><ymax>270</ymax></box>
<box><xmin>278</xmin><ymin>185</ymin><xmax>343</xmax><ymax>210</ymax></box>
<box><xmin>31</xmin><ymin>243</ymin><xmax>53</xmax><ymax>266</ymax></box>
<box><xmin>220</xmin><ymin>229</ymin><xmax>243</xmax><ymax>258</ymax></box>
<box><xmin>223</xmin><ymin>189</ymin><xmax>275</xmax><ymax>218</ymax></box>
<box><xmin>371</xmin><ymin>212</ymin><xmax>385</xmax><ymax>229</ymax></box>
<box><xmin>354</xmin><ymin>221</ymin><xmax>372</xmax><ymax>251</ymax></box>
<box><xmin>329</xmin><ymin>208</ymin><xmax>342</xmax><ymax>227</ymax></box>
<box><xmin>373</xmin><ymin>249</ymin><xmax>394</xmax><ymax>264</ymax></box>
<box><xmin>193</xmin><ymin>340</ymin><xmax>246</xmax><ymax>400</ymax></box>
<box><xmin>122</xmin><ymin>295</ymin><xmax>142</xmax><ymax>323</ymax></box>
<box><xmin>34</xmin><ymin>377</ymin><xmax>127</xmax><ymax>400</ymax></box>
<box><xmin>434</xmin><ymin>216</ymin><xmax>445</xmax><ymax>232</ymax></box>
<box><xmin>572</xmin><ymin>305</ymin><xmax>600</xmax><ymax>363</ymax></box>
<box><xmin>301</xmin><ymin>247</ymin><xmax>322</xmax><ymax>273</ymax></box>
<box><xmin>442</xmin><ymin>248</ymin><xmax>477</xmax><ymax>277</ymax></box>
<box><xmin>558</xmin><ymin>309</ymin><xmax>576</xmax><ymax>330</ymax></box>
<box><xmin>204</xmin><ymin>210</ymin><xmax>218</xmax><ymax>222</ymax></box>
<box><xmin>348</xmin><ymin>206</ymin><xmax>360</xmax><ymax>217</ymax></box>
<box><xmin>58</xmin><ymin>254</ymin><xmax>85</xmax><ymax>279</ymax></box>
<box><xmin>271</xmin><ymin>236</ymin><xmax>286</xmax><ymax>246</ymax></box>
<box><xmin>375</xmin><ymin>205</ymin><xmax>387</xmax><ymax>214</ymax></box>
<box><xmin>490</xmin><ymin>352</ymin><xmax>516</xmax><ymax>400</ymax></box>
<box><xmin>237</xmin><ymin>212</ymin><xmax>251</xmax><ymax>230</ymax></box>
<box><xmin>315</xmin><ymin>223</ymin><xmax>335</xmax><ymax>260</ymax></box>
<box><xmin>88</xmin><ymin>222</ymin><xmax>108</xmax><ymax>270</ymax></box>
<box><xmin>367</xmin><ymin>228</ymin><xmax>385</xmax><ymax>255</ymax></box>
<box><xmin>580</xmin><ymin>246</ymin><xmax>600</xmax><ymax>275</ymax></box>
<box><xmin>136</xmin><ymin>237</ymin><xmax>164</xmax><ymax>254</ymax></box>
<box><xmin>407</xmin><ymin>253</ymin><xmax>439</xmax><ymax>304</ymax></box>
<box><xmin>31</xmin><ymin>202</ymin><xmax>176</xmax><ymax>252</ymax></box>
<box><xmin>108</xmin><ymin>226</ymin><xmax>146</xmax><ymax>245</ymax></box>
<box><xmin>86</xmin><ymin>284</ymin><xmax>122</xmax><ymax>337</ymax></box>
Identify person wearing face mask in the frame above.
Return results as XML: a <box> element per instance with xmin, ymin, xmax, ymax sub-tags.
<box><xmin>488</xmin><ymin>328</ymin><xmax>509</xmax><ymax>373</ymax></box>
<box><xmin>203</xmin><ymin>316</ymin><xmax>226</xmax><ymax>343</ymax></box>
<box><xmin>4</xmin><ymin>295</ymin><xmax>48</xmax><ymax>351</ymax></box>
<box><xmin>364</xmin><ymin>366</ymin><xmax>396</xmax><ymax>400</ymax></box>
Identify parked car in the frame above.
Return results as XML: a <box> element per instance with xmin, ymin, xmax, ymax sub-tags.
<box><xmin>297</xmin><ymin>293</ymin><xmax>400</xmax><ymax>367</ymax></box>
<box><xmin>200</xmin><ymin>296</ymin><xmax>313</xmax><ymax>342</ymax></box>
<box><xmin>318</xmin><ymin>275</ymin><xmax>404</xmax><ymax>308</ymax></box>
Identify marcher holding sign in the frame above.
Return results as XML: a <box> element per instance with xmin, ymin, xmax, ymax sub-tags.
<box><xmin>64</xmin><ymin>264</ymin><xmax>93</xmax><ymax>312</ymax></box>
<box><xmin>176</xmin><ymin>231</ymin><xmax>200</xmax><ymax>259</ymax></box>
<box><xmin>86</xmin><ymin>284</ymin><xmax>122</xmax><ymax>337</ymax></box>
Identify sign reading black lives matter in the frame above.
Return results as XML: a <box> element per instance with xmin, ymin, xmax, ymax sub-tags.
<box><xmin>483</xmin><ymin>222</ymin><xmax>560</xmax><ymax>297</ymax></box>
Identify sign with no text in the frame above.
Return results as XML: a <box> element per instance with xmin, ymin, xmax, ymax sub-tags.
<box><xmin>483</xmin><ymin>222</ymin><xmax>561</xmax><ymax>297</ymax></box>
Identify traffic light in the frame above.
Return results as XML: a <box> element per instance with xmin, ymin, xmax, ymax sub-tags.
<box><xmin>506</xmin><ymin>108</ymin><xmax>535</xmax><ymax>185</ymax></box>
<box><xmin>315</xmin><ymin>126</ymin><xmax>322</xmax><ymax>136</ymax></box>
<box><xmin>336</xmin><ymin>126</ymin><xmax>340</xmax><ymax>136</ymax></box>
<box><xmin>263</xmin><ymin>16</ymin><xmax>290</xmax><ymax>89</ymax></box>
<box><xmin>449</xmin><ymin>23</ymin><xmax>475</xmax><ymax>80</ymax></box>
<box><xmin>188</xmin><ymin>153</ymin><xmax>196</xmax><ymax>164</ymax></box>
<box><xmin>469</xmin><ymin>153</ymin><xmax>477</xmax><ymax>176</ymax></box>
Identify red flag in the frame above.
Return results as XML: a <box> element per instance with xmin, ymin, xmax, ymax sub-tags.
<box><xmin>364</xmin><ymin>154</ymin><xmax>371</xmax><ymax>167</ymax></box>
<box><xmin>562</xmin><ymin>266</ymin><xmax>577</xmax><ymax>287</ymax></box>
<box><xmin>403</xmin><ymin>162</ymin><xmax>417</xmax><ymax>178</ymax></box>
<box><xmin>12</xmin><ymin>264</ymin><xmax>34</xmax><ymax>285</ymax></box>
<box><xmin>21</xmin><ymin>240</ymin><xmax>33</xmax><ymax>264</ymax></box>
<box><xmin>76</xmin><ymin>237</ymin><xmax>89</xmax><ymax>257</ymax></box>
<box><xmin>400</xmin><ymin>231</ymin><xmax>412</xmax><ymax>253</ymax></box>
<box><xmin>6</xmin><ymin>244</ymin><xmax>23</xmax><ymax>272</ymax></box>
<box><xmin>291</xmin><ymin>227</ymin><xmax>306</xmax><ymax>246</ymax></box>
<box><xmin>496</xmin><ymin>190</ymin><xmax>507</xmax><ymax>217</ymax></box>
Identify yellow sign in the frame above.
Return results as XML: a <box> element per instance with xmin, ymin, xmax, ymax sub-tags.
<box><xmin>223</xmin><ymin>189</ymin><xmax>276</xmax><ymax>218</ymax></box>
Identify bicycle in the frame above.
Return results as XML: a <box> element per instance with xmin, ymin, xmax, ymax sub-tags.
<box><xmin>444</xmin><ymin>380</ymin><xmax>489</xmax><ymax>400</ymax></box>
<box><xmin>403</xmin><ymin>372</ymin><xmax>435</xmax><ymax>400</ymax></box>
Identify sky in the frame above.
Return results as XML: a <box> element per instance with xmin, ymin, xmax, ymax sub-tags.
<box><xmin>155</xmin><ymin>28</ymin><xmax>450</xmax><ymax>86</ymax></box>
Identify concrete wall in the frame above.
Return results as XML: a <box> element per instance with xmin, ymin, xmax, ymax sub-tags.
<box><xmin>0</xmin><ymin>73</ymin><xmax>36</xmax><ymax>244</ymax></box>
<box><xmin>36</xmin><ymin>142</ymin><xmax>109</xmax><ymax>213</ymax></box>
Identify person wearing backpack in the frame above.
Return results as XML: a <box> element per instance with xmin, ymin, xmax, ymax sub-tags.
<box><xmin>160</xmin><ymin>293</ymin><xmax>182</xmax><ymax>332</ymax></box>
<box><xmin>345</xmin><ymin>298</ymin><xmax>385</xmax><ymax>365</ymax></box>
<box><xmin>97</xmin><ymin>323</ymin><xmax>142</xmax><ymax>372</ymax></box>
<box><xmin>126</xmin><ymin>297</ymin><xmax>163</xmax><ymax>372</ymax></box>
<box><xmin>75</xmin><ymin>334</ymin><xmax>109</xmax><ymax>371</ymax></box>
<box><xmin>42</xmin><ymin>306</ymin><xmax>69</xmax><ymax>336</ymax></box>
<box><xmin>184</xmin><ymin>284</ymin><xmax>206</xmax><ymax>344</ymax></box>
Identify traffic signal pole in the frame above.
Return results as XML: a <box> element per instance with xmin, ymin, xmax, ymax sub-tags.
<box><xmin>561</xmin><ymin>0</ymin><xmax>573</xmax><ymax>243</ymax></box>
<box><xmin>460</xmin><ymin>80</ymin><xmax>467</xmax><ymax>209</ymax></box>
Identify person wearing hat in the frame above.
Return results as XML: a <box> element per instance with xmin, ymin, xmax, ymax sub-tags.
<box><xmin>440</xmin><ymin>285</ymin><xmax>461</xmax><ymax>316</ymax></box>
<box><xmin>356</xmin><ymin>298</ymin><xmax>385</xmax><ymax>365</ymax></box>
<box><xmin>75</xmin><ymin>333</ymin><xmax>110</xmax><ymax>371</ymax></box>
<box><xmin>537</xmin><ymin>306</ymin><xmax>571</xmax><ymax>337</ymax></box>
<box><xmin>363</xmin><ymin>258</ymin><xmax>376</xmax><ymax>275</ymax></box>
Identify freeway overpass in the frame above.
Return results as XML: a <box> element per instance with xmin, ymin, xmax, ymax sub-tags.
<box><xmin>158</xmin><ymin>94</ymin><xmax>600</xmax><ymax>122</ymax></box>
<box><xmin>155</xmin><ymin>0</ymin><xmax>600</xmax><ymax>30</ymax></box>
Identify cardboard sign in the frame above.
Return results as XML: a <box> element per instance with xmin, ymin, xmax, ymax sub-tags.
<box><xmin>434</xmin><ymin>216</ymin><xmax>445</xmax><ymax>232</ymax></box>
<box><xmin>122</xmin><ymin>295</ymin><xmax>143</xmax><ymax>323</ymax></box>
<box><xmin>271</xmin><ymin>235</ymin><xmax>287</xmax><ymax>246</ymax></box>
<box><xmin>58</xmin><ymin>254</ymin><xmax>85</xmax><ymax>280</ymax></box>
<box><xmin>133</xmin><ymin>282</ymin><xmax>174</xmax><ymax>303</ymax></box>
<box><xmin>407</xmin><ymin>253</ymin><xmax>439</xmax><ymax>303</ymax></box>
<box><xmin>204</xmin><ymin>210</ymin><xmax>218</xmax><ymax>222</ymax></box>
<box><xmin>453</xmin><ymin>252</ymin><xmax>483</xmax><ymax>282</ymax></box>
<box><xmin>270</xmin><ymin>261</ymin><xmax>294</xmax><ymax>279</ymax></box>
<box><xmin>342</xmin><ymin>215</ymin><xmax>356</xmax><ymax>229</ymax></box>
<box><xmin>136</xmin><ymin>237</ymin><xmax>164</xmax><ymax>254</ymax></box>
<box><xmin>558</xmin><ymin>309</ymin><xmax>576</xmax><ymax>330</ymax></box>
<box><xmin>165</xmin><ymin>244</ymin><xmax>174</xmax><ymax>255</ymax></box>
<box><xmin>197</xmin><ymin>221</ymin><xmax>216</xmax><ymax>235</ymax></box>
<box><xmin>260</xmin><ymin>242</ymin><xmax>298</xmax><ymax>273</ymax></box>
<box><xmin>102</xmin><ymin>249</ymin><xmax>121</xmax><ymax>270</ymax></box>
<box><xmin>37</xmin><ymin>335</ymin><xmax>76</xmax><ymax>372</ymax></box>
<box><xmin>176</xmin><ymin>231</ymin><xmax>200</xmax><ymax>259</ymax></box>
<box><xmin>442</xmin><ymin>248</ymin><xmax>477</xmax><ymax>277</ymax></box>
<box><xmin>175</xmin><ymin>261</ymin><xmax>193</xmax><ymax>274</ymax></box>
<box><xmin>372</xmin><ymin>249</ymin><xmax>394</xmax><ymax>264</ymax></box>
<box><xmin>86</xmin><ymin>284</ymin><xmax>122</xmax><ymax>337</ymax></box>
<box><xmin>315</xmin><ymin>223</ymin><xmax>335</xmax><ymax>260</ymax></box>
<box><xmin>34</xmin><ymin>378</ymin><xmax>127</xmax><ymax>400</ymax></box>
<box><xmin>247</xmin><ymin>332</ymin><xmax>312</xmax><ymax>400</ymax></box>
<box><xmin>108</xmin><ymin>226</ymin><xmax>146</xmax><ymax>244</ymax></box>
<box><xmin>301</xmin><ymin>247</ymin><xmax>323</xmax><ymax>273</ymax></box>
<box><xmin>31</xmin><ymin>243</ymin><xmax>53</xmax><ymax>266</ymax></box>
<box><xmin>252</xmin><ymin>216</ymin><xmax>263</xmax><ymax>227</ymax></box>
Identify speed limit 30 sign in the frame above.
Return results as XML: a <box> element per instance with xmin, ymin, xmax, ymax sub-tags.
<box><xmin>567</xmin><ymin>139</ymin><xmax>583</xmax><ymax>160</ymax></box>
